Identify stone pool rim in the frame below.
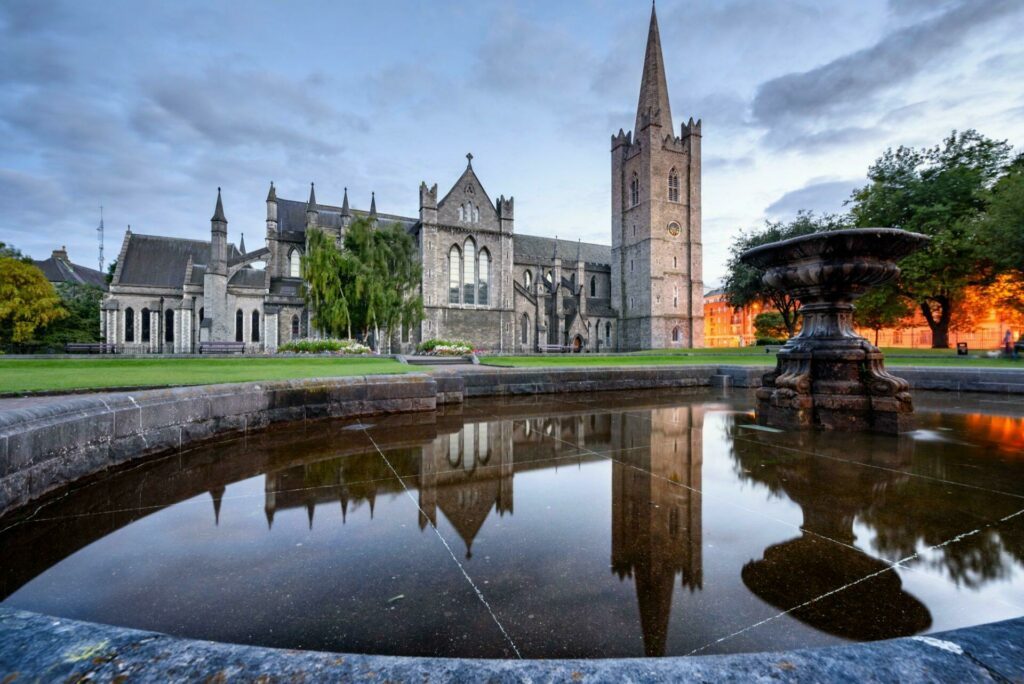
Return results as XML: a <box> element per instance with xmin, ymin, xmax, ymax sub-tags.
<box><xmin>2</xmin><ymin>365</ymin><xmax>1024</xmax><ymax>680</ymax></box>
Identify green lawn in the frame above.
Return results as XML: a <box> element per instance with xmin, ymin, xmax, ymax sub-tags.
<box><xmin>0</xmin><ymin>357</ymin><xmax>413</xmax><ymax>394</ymax></box>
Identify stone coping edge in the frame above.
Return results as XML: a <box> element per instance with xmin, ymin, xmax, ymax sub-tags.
<box><xmin>1</xmin><ymin>607</ymin><xmax>1021</xmax><ymax>682</ymax></box>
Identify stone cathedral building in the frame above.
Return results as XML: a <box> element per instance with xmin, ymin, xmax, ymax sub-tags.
<box><xmin>101</xmin><ymin>5</ymin><xmax>702</xmax><ymax>353</ymax></box>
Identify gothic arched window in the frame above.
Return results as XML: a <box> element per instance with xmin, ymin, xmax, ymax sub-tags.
<box><xmin>235</xmin><ymin>309</ymin><xmax>243</xmax><ymax>342</ymax></box>
<box><xmin>524</xmin><ymin>269</ymin><xmax>533</xmax><ymax>290</ymax></box>
<box><xmin>291</xmin><ymin>314</ymin><xmax>299</xmax><ymax>339</ymax></box>
<box><xmin>673</xmin><ymin>286</ymin><xmax>679</xmax><ymax>309</ymax></box>
<box><xmin>605</xmin><ymin>321</ymin><xmax>611</xmax><ymax>344</ymax></box>
<box><xmin>448</xmin><ymin>245</ymin><xmax>461</xmax><ymax>304</ymax></box>
<box><xmin>463</xmin><ymin>238</ymin><xmax>476</xmax><ymax>305</ymax></box>
<box><xmin>124</xmin><ymin>307</ymin><xmax>135</xmax><ymax>342</ymax></box>
<box><xmin>590</xmin><ymin>275</ymin><xmax>596</xmax><ymax>297</ymax></box>
<box><xmin>521</xmin><ymin>313</ymin><xmax>530</xmax><ymax>345</ymax></box>
<box><xmin>477</xmin><ymin>247</ymin><xmax>490</xmax><ymax>306</ymax></box>
<box><xmin>164</xmin><ymin>309</ymin><xmax>174</xmax><ymax>343</ymax></box>
<box><xmin>141</xmin><ymin>307</ymin><xmax>150</xmax><ymax>342</ymax></box>
<box><xmin>251</xmin><ymin>310</ymin><xmax>260</xmax><ymax>342</ymax></box>
<box><xmin>668</xmin><ymin>168</ymin><xmax>680</xmax><ymax>202</ymax></box>
<box><xmin>672</xmin><ymin>326</ymin><xmax>681</xmax><ymax>343</ymax></box>
<box><xmin>288</xmin><ymin>249</ymin><xmax>301</xmax><ymax>278</ymax></box>
<box><xmin>630</xmin><ymin>172</ymin><xmax>639</xmax><ymax>207</ymax></box>
<box><xmin>458</xmin><ymin>205</ymin><xmax>465</xmax><ymax>222</ymax></box>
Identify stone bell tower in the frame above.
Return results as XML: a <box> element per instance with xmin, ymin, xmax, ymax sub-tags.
<box><xmin>611</xmin><ymin>3</ymin><xmax>703</xmax><ymax>350</ymax></box>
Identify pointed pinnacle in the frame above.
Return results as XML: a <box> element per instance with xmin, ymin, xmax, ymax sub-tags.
<box><xmin>211</xmin><ymin>187</ymin><xmax>227</xmax><ymax>223</ymax></box>
<box><xmin>341</xmin><ymin>186</ymin><xmax>350</xmax><ymax>216</ymax></box>
<box><xmin>307</xmin><ymin>182</ymin><xmax>317</xmax><ymax>210</ymax></box>
<box><xmin>369</xmin><ymin>191</ymin><xmax>377</xmax><ymax>217</ymax></box>
<box><xmin>266</xmin><ymin>181</ymin><xmax>276</xmax><ymax>202</ymax></box>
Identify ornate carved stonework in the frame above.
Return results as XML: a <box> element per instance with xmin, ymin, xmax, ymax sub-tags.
<box><xmin>740</xmin><ymin>228</ymin><xmax>930</xmax><ymax>433</ymax></box>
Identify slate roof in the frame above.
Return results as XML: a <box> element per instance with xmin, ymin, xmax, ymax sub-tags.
<box><xmin>117</xmin><ymin>233</ymin><xmax>241</xmax><ymax>288</ymax></box>
<box><xmin>33</xmin><ymin>254</ymin><xmax>108</xmax><ymax>289</ymax></box>
<box><xmin>276</xmin><ymin>198</ymin><xmax>419</xmax><ymax>239</ymax></box>
<box><xmin>513</xmin><ymin>234</ymin><xmax>612</xmax><ymax>266</ymax></box>
<box><xmin>587</xmin><ymin>298</ymin><xmax>617</xmax><ymax>318</ymax></box>
<box><xmin>229</xmin><ymin>268</ymin><xmax>266</xmax><ymax>288</ymax></box>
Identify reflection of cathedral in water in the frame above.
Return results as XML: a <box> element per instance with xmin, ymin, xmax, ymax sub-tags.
<box><xmin>612</xmin><ymin>407</ymin><xmax>703</xmax><ymax>656</ymax></box>
<box><xmin>259</xmin><ymin>403</ymin><xmax>706</xmax><ymax>655</ymax></box>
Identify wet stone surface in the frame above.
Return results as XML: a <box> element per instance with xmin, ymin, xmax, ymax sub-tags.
<box><xmin>1</xmin><ymin>388</ymin><xmax>1023</xmax><ymax>659</ymax></box>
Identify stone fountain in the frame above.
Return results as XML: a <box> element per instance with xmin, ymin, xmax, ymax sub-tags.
<box><xmin>740</xmin><ymin>228</ymin><xmax>930</xmax><ymax>433</ymax></box>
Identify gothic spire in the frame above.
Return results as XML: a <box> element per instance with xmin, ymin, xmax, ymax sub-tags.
<box><xmin>239</xmin><ymin>232</ymin><xmax>246</xmax><ymax>254</ymax></box>
<box><xmin>211</xmin><ymin>187</ymin><xmax>227</xmax><ymax>223</ymax></box>
<box><xmin>341</xmin><ymin>187</ymin><xmax>350</xmax><ymax>217</ymax></box>
<box><xmin>266</xmin><ymin>181</ymin><xmax>276</xmax><ymax>202</ymax></box>
<box><xmin>635</xmin><ymin>2</ymin><xmax>673</xmax><ymax>134</ymax></box>
<box><xmin>306</xmin><ymin>182</ymin><xmax>317</xmax><ymax>210</ymax></box>
<box><xmin>369</xmin><ymin>191</ymin><xmax>377</xmax><ymax>219</ymax></box>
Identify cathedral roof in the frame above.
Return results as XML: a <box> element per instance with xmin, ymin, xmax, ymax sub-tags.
<box><xmin>514</xmin><ymin>234</ymin><xmax>611</xmax><ymax>267</ymax></box>
<box><xmin>275</xmin><ymin>198</ymin><xmax>418</xmax><ymax>239</ymax></box>
<box><xmin>228</xmin><ymin>268</ymin><xmax>265</xmax><ymax>288</ymax></box>
<box><xmin>33</xmin><ymin>251</ymin><xmax>107</xmax><ymax>289</ymax></box>
<box><xmin>635</xmin><ymin>3</ymin><xmax>673</xmax><ymax>134</ymax></box>
<box><xmin>116</xmin><ymin>233</ymin><xmax>240</xmax><ymax>288</ymax></box>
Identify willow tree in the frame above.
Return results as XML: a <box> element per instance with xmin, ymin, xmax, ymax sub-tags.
<box><xmin>301</xmin><ymin>219</ymin><xmax>423</xmax><ymax>350</ymax></box>
<box><xmin>302</xmin><ymin>228</ymin><xmax>353</xmax><ymax>339</ymax></box>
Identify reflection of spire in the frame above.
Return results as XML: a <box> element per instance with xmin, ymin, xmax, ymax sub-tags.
<box><xmin>611</xmin><ymin>405</ymin><xmax>703</xmax><ymax>657</ymax></box>
<box><xmin>339</xmin><ymin>488</ymin><xmax>349</xmax><ymax>524</ymax></box>
<box><xmin>265</xmin><ymin>505</ymin><xmax>274</xmax><ymax>530</ymax></box>
<box><xmin>369</xmin><ymin>491</ymin><xmax>376</xmax><ymax>519</ymax></box>
<box><xmin>306</xmin><ymin>501</ymin><xmax>315</xmax><ymax>529</ymax></box>
<box><xmin>210</xmin><ymin>486</ymin><xmax>225</xmax><ymax>526</ymax></box>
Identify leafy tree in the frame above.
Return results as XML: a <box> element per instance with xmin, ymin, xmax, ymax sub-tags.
<box><xmin>753</xmin><ymin>311</ymin><xmax>788</xmax><ymax>341</ymax></box>
<box><xmin>0</xmin><ymin>257</ymin><xmax>67</xmax><ymax>347</ymax></box>
<box><xmin>301</xmin><ymin>218</ymin><xmax>424</xmax><ymax>350</ymax></box>
<box><xmin>849</xmin><ymin>130</ymin><xmax>1012</xmax><ymax>347</ymax></box>
<box><xmin>978</xmin><ymin>153</ymin><xmax>1024</xmax><ymax>308</ymax></box>
<box><xmin>853</xmin><ymin>284</ymin><xmax>913</xmax><ymax>346</ymax></box>
<box><xmin>302</xmin><ymin>228</ymin><xmax>353</xmax><ymax>339</ymax></box>
<box><xmin>37</xmin><ymin>283</ymin><xmax>105</xmax><ymax>346</ymax></box>
<box><xmin>106</xmin><ymin>259</ymin><xmax>118</xmax><ymax>284</ymax></box>
<box><xmin>0</xmin><ymin>242</ymin><xmax>32</xmax><ymax>263</ymax></box>
<box><xmin>724</xmin><ymin>211</ymin><xmax>849</xmax><ymax>336</ymax></box>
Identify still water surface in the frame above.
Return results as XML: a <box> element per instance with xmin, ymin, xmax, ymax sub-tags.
<box><xmin>2</xmin><ymin>389</ymin><xmax>1023</xmax><ymax>658</ymax></box>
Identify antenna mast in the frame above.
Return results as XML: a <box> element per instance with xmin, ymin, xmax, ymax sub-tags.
<box><xmin>97</xmin><ymin>206</ymin><xmax>105</xmax><ymax>273</ymax></box>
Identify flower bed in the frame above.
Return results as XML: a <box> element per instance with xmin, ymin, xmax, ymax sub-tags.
<box><xmin>417</xmin><ymin>339</ymin><xmax>473</xmax><ymax>356</ymax></box>
<box><xmin>277</xmin><ymin>339</ymin><xmax>372</xmax><ymax>355</ymax></box>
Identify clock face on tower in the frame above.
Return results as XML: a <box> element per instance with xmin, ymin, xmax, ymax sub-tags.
<box><xmin>667</xmin><ymin>222</ymin><xmax>681</xmax><ymax>237</ymax></box>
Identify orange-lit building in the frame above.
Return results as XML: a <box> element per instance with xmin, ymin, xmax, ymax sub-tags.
<box><xmin>702</xmin><ymin>288</ymin><xmax>1021</xmax><ymax>350</ymax></box>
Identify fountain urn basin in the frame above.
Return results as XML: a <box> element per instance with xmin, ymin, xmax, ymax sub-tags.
<box><xmin>740</xmin><ymin>228</ymin><xmax>931</xmax><ymax>433</ymax></box>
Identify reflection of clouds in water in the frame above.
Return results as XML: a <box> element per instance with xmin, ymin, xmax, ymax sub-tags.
<box><xmin>909</xmin><ymin>429</ymin><xmax>977</xmax><ymax>447</ymax></box>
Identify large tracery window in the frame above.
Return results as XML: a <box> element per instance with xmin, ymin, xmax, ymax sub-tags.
<box><xmin>478</xmin><ymin>248</ymin><xmax>490</xmax><ymax>306</ymax></box>
<box><xmin>462</xmin><ymin>238</ymin><xmax>476</xmax><ymax>305</ymax></box>
<box><xmin>668</xmin><ymin>168</ymin><xmax>680</xmax><ymax>202</ymax></box>
<box><xmin>289</xmin><ymin>249</ymin><xmax>301</xmax><ymax>278</ymax></box>
<box><xmin>630</xmin><ymin>172</ymin><xmax>639</xmax><ymax>207</ymax></box>
<box><xmin>448</xmin><ymin>245</ymin><xmax>461</xmax><ymax>304</ymax></box>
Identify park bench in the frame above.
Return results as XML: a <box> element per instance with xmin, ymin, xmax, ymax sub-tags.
<box><xmin>199</xmin><ymin>341</ymin><xmax>246</xmax><ymax>354</ymax></box>
<box><xmin>65</xmin><ymin>343</ymin><xmax>117</xmax><ymax>354</ymax></box>
<box><xmin>538</xmin><ymin>344</ymin><xmax>573</xmax><ymax>354</ymax></box>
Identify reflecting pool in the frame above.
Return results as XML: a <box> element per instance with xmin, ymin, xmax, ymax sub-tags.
<box><xmin>2</xmin><ymin>389</ymin><xmax>1023</xmax><ymax>658</ymax></box>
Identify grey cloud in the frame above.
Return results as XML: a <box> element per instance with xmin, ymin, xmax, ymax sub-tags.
<box><xmin>765</xmin><ymin>178</ymin><xmax>861</xmax><ymax>219</ymax></box>
<box><xmin>752</xmin><ymin>0</ymin><xmax>1021</xmax><ymax>132</ymax></box>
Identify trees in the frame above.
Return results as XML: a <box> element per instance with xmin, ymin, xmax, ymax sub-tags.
<box><xmin>979</xmin><ymin>153</ymin><xmax>1024</xmax><ymax>314</ymax></box>
<box><xmin>724</xmin><ymin>211</ymin><xmax>849</xmax><ymax>336</ymax></box>
<box><xmin>853</xmin><ymin>284</ymin><xmax>913</xmax><ymax>346</ymax></box>
<box><xmin>36</xmin><ymin>283</ymin><xmax>105</xmax><ymax>346</ymax></box>
<box><xmin>850</xmin><ymin>130</ymin><xmax>1012</xmax><ymax>347</ymax></box>
<box><xmin>0</xmin><ymin>257</ymin><xmax>67</xmax><ymax>348</ymax></box>
<box><xmin>300</xmin><ymin>218</ymin><xmax>424</xmax><ymax>350</ymax></box>
<box><xmin>753</xmin><ymin>312</ymin><xmax>787</xmax><ymax>341</ymax></box>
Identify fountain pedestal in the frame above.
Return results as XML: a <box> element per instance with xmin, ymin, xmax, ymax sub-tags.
<box><xmin>740</xmin><ymin>229</ymin><xmax>930</xmax><ymax>434</ymax></box>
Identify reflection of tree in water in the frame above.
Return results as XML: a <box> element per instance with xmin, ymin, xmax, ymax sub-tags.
<box><xmin>729</xmin><ymin>425</ymin><xmax>932</xmax><ymax>640</ymax></box>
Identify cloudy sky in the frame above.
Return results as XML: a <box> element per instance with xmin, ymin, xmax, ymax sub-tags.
<box><xmin>2</xmin><ymin>0</ymin><xmax>1022</xmax><ymax>285</ymax></box>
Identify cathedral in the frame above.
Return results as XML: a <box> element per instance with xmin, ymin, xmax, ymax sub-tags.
<box><xmin>101</xmin><ymin>5</ymin><xmax>702</xmax><ymax>353</ymax></box>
